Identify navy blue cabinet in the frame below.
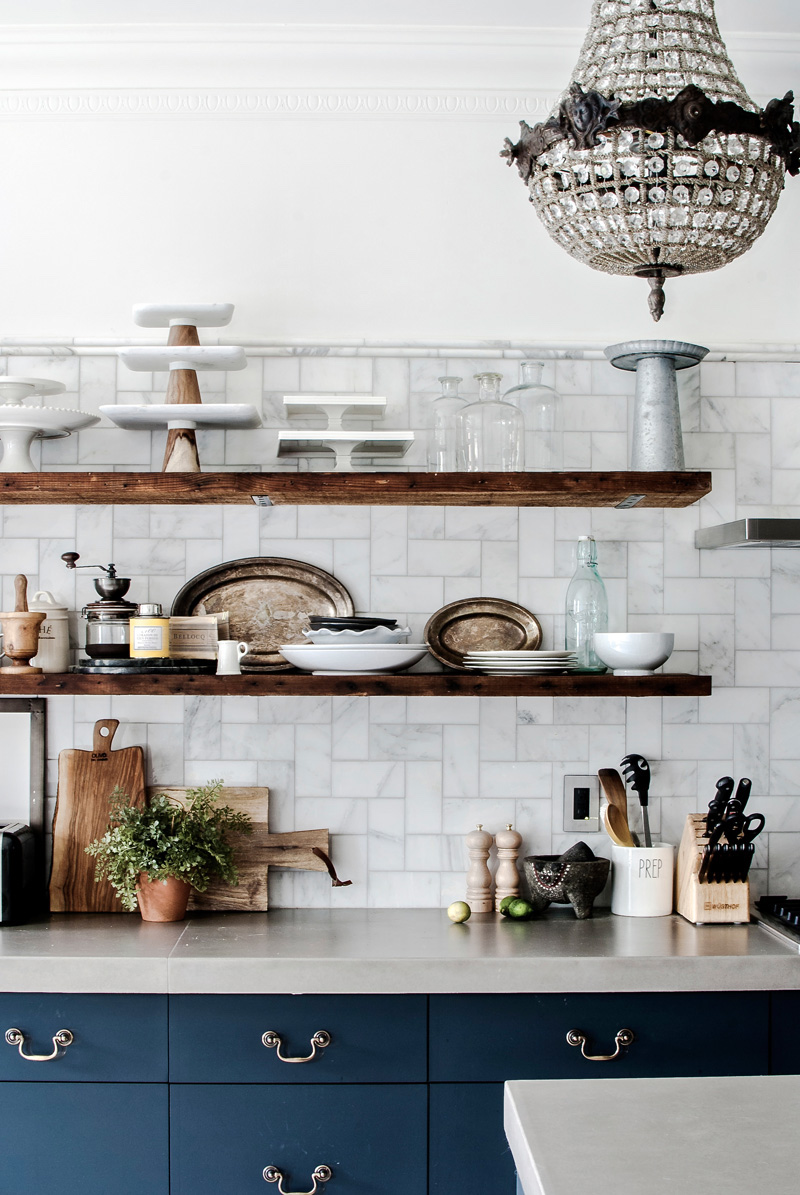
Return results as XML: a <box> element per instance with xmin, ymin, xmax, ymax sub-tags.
<box><xmin>430</xmin><ymin>992</ymin><xmax>770</xmax><ymax>1081</ymax></box>
<box><xmin>170</xmin><ymin>993</ymin><xmax>426</xmax><ymax>1083</ymax></box>
<box><xmin>430</xmin><ymin>1083</ymin><xmax>516</xmax><ymax>1195</ymax></box>
<box><xmin>0</xmin><ymin>993</ymin><xmax>167</xmax><ymax>1082</ymax></box>
<box><xmin>0</xmin><ymin>1082</ymin><xmax>168</xmax><ymax>1194</ymax></box>
<box><xmin>170</xmin><ymin>1082</ymin><xmax>428</xmax><ymax>1194</ymax></box>
<box><xmin>771</xmin><ymin>991</ymin><xmax>800</xmax><ymax>1074</ymax></box>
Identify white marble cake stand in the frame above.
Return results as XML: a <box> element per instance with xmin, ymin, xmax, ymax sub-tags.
<box><xmin>133</xmin><ymin>303</ymin><xmax>234</xmax><ymax>328</ymax></box>
<box><xmin>101</xmin><ymin>403</ymin><xmax>262</xmax><ymax>431</ymax></box>
<box><xmin>118</xmin><ymin>346</ymin><xmax>247</xmax><ymax>373</ymax></box>
<box><xmin>0</xmin><ymin>378</ymin><xmax>99</xmax><ymax>472</ymax></box>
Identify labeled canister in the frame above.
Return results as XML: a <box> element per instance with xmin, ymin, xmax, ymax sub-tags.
<box><xmin>129</xmin><ymin>603</ymin><xmax>171</xmax><ymax>659</ymax></box>
<box><xmin>30</xmin><ymin>590</ymin><xmax>70</xmax><ymax>673</ymax></box>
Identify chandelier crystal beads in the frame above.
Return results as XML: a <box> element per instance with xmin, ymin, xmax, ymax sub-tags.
<box><xmin>502</xmin><ymin>0</ymin><xmax>799</xmax><ymax>319</ymax></box>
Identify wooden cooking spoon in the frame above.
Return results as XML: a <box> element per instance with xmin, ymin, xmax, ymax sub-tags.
<box><xmin>602</xmin><ymin>802</ymin><xmax>636</xmax><ymax>849</ymax></box>
<box><xmin>599</xmin><ymin>768</ymin><xmax>628</xmax><ymax>820</ymax></box>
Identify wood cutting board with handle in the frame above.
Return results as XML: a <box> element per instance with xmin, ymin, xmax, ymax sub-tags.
<box><xmin>50</xmin><ymin>719</ymin><xmax>146</xmax><ymax>912</ymax></box>
<box><xmin>150</xmin><ymin>787</ymin><xmax>330</xmax><ymax>911</ymax></box>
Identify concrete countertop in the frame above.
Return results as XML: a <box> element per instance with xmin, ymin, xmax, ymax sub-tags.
<box><xmin>0</xmin><ymin>909</ymin><xmax>798</xmax><ymax>993</ymax></box>
<box><xmin>505</xmin><ymin>1075</ymin><xmax>799</xmax><ymax>1195</ymax></box>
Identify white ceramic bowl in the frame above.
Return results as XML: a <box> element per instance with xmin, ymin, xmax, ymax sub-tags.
<box><xmin>302</xmin><ymin>626</ymin><xmax>411</xmax><ymax>644</ymax></box>
<box><xmin>280</xmin><ymin>643</ymin><xmax>429</xmax><ymax>674</ymax></box>
<box><xmin>592</xmin><ymin>632</ymin><xmax>674</xmax><ymax>676</ymax></box>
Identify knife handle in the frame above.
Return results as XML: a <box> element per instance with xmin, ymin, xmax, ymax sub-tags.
<box><xmin>733</xmin><ymin>778</ymin><xmax>752</xmax><ymax>812</ymax></box>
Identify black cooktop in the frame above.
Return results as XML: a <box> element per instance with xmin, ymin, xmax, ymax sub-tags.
<box><xmin>754</xmin><ymin>895</ymin><xmax>800</xmax><ymax>950</ymax></box>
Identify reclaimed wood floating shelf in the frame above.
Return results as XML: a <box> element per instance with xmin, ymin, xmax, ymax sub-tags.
<box><xmin>0</xmin><ymin>673</ymin><xmax>711</xmax><ymax>698</ymax></box>
<box><xmin>0</xmin><ymin>471</ymin><xmax>711</xmax><ymax>508</ymax></box>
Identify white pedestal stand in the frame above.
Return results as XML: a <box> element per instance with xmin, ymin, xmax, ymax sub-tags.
<box><xmin>0</xmin><ymin>378</ymin><xmax>100</xmax><ymax>473</ymax></box>
<box><xmin>110</xmin><ymin>304</ymin><xmax>257</xmax><ymax>472</ymax></box>
<box><xmin>279</xmin><ymin>394</ymin><xmax>414</xmax><ymax>471</ymax></box>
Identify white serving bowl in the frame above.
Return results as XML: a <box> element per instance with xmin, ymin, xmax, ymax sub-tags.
<box><xmin>302</xmin><ymin>626</ymin><xmax>411</xmax><ymax>644</ymax></box>
<box><xmin>592</xmin><ymin>632</ymin><xmax>674</xmax><ymax>676</ymax></box>
<box><xmin>280</xmin><ymin>643</ymin><xmax>429</xmax><ymax>674</ymax></box>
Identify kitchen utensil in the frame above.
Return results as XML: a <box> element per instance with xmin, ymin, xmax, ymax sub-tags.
<box><xmin>603</xmin><ymin>802</ymin><xmax>637</xmax><ymax>848</ymax></box>
<box><xmin>50</xmin><ymin>719</ymin><xmax>146</xmax><ymax>912</ymax></box>
<box><xmin>721</xmin><ymin>811</ymin><xmax>765</xmax><ymax>845</ymax></box>
<box><xmin>620</xmin><ymin>754</ymin><xmax>652</xmax><ymax>848</ymax></box>
<box><xmin>705</xmin><ymin>775</ymin><xmax>734</xmax><ymax>834</ymax></box>
<box><xmin>172</xmin><ymin>557</ymin><xmax>354</xmax><ymax>671</ymax></box>
<box><xmin>216</xmin><ymin>641</ymin><xmax>249</xmax><ymax>675</ymax></box>
<box><xmin>598</xmin><ymin>768</ymin><xmax>629</xmax><ymax>821</ymax></box>
<box><xmin>611</xmin><ymin>842</ymin><xmax>674</xmax><ymax>917</ymax></box>
<box><xmin>277</xmin><ymin>642</ymin><xmax>428</xmax><ymax>675</ymax></box>
<box><xmin>466</xmin><ymin>824</ymin><xmax>494</xmax><ymax>912</ymax></box>
<box><xmin>523</xmin><ymin>844</ymin><xmax>609</xmax><ymax>920</ymax></box>
<box><xmin>494</xmin><ymin>824</ymin><xmax>523</xmax><ymax>911</ymax></box>
<box><xmin>29</xmin><ymin>590</ymin><xmax>70</xmax><ymax>673</ymax></box>
<box><xmin>726</xmin><ymin>777</ymin><xmax>752</xmax><ymax>818</ymax></box>
<box><xmin>148</xmin><ymin>787</ymin><xmax>340</xmax><ymax>911</ymax></box>
<box><xmin>592</xmin><ymin>632</ymin><xmax>674</xmax><ymax>675</ymax></box>
<box><xmin>0</xmin><ymin>576</ymin><xmax>46</xmax><ymax>675</ymax></box>
<box><xmin>63</xmin><ymin>554</ymin><xmax>138</xmax><ymax>662</ymax></box>
<box><xmin>424</xmin><ymin>597</ymin><xmax>542</xmax><ymax>671</ymax></box>
<box><xmin>676</xmin><ymin>814</ymin><xmax>751</xmax><ymax>925</ymax></box>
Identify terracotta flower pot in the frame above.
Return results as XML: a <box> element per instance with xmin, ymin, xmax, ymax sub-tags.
<box><xmin>136</xmin><ymin>873</ymin><xmax>191</xmax><ymax>922</ymax></box>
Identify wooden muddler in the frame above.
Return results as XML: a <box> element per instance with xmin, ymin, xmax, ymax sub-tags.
<box><xmin>162</xmin><ymin>322</ymin><xmax>202</xmax><ymax>473</ymax></box>
<box><xmin>0</xmin><ymin>574</ymin><xmax>46</xmax><ymax>674</ymax></box>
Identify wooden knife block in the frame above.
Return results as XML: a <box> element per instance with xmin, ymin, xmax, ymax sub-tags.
<box><xmin>676</xmin><ymin>814</ymin><xmax>750</xmax><ymax>926</ymax></box>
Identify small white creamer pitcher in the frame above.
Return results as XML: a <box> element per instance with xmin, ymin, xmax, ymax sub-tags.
<box><xmin>216</xmin><ymin>641</ymin><xmax>249</xmax><ymax>675</ymax></box>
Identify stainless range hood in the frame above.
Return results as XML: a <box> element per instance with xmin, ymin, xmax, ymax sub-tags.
<box><xmin>695</xmin><ymin>519</ymin><xmax>800</xmax><ymax>549</ymax></box>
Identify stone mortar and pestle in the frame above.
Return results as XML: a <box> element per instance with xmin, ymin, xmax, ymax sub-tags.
<box><xmin>0</xmin><ymin>575</ymin><xmax>46</xmax><ymax>674</ymax></box>
<box><xmin>522</xmin><ymin>842</ymin><xmax>610</xmax><ymax>920</ymax></box>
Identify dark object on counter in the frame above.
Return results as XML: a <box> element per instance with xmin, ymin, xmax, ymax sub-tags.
<box><xmin>755</xmin><ymin>895</ymin><xmax>800</xmax><ymax>945</ymax></box>
<box><xmin>0</xmin><ymin>822</ymin><xmax>37</xmax><ymax>925</ymax></box>
<box><xmin>71</xmin><ymin>657</ymin><xmax>217</xmax><ymax>675</ymax></box>
<box><xmin>620</xmin><ymin>754</ymin><xmax>652</xmax><ymax>847</ymax></box>
<box><xmin>171</xmin><ymin>557</ymin><xmax>354</xmax><ymax>671</ymax></box>
<box><xmin>698</xmin><ymin>808</ymin><xmax>764</xmax><ymax>883</ymax></box>
<box><xmin>522</xmin><ymin>843</ymin><xmax>610</xmax><ymax>920</ymax></box>
<box><xmin>309</xmin><ymin>615</ymin><xmax>397</xmax><ymax>631</ymax></box>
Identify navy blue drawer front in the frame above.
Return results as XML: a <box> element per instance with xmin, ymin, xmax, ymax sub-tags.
<box><xmin>430</xmin><ymin>1083</ymin><xmax>516</xmax><ymax>1195</ymax></box>
<box><xmin>0</xmin><ymin>1082</ymin><xmax>168</xmax><ymax>1194</ymax></box>
<box><xmin>170</xmin><ymin>993</ymin><xmax>427</xmax><ymax>1083</ymax></box>
<box><xmin>170</xmin><ymin>1083</ymin><xmax>427</xmax><ymax>1194</ymax></box>
<box><xmin>0</xmin><ymin>993</ymin><xmax>167</xmax><ymax>1082</ymax></box>
<box><xmin>771</xmin><ymin>991</ymin><xmax>800</xmax><ymax>1074</ymax></box>
<box><xmin>430</xmin><ymin>992</ymin><xmax>769</xmax><ymax>1081</ymax></box>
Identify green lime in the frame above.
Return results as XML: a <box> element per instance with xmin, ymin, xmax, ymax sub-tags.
<box><xmin>507</xmin><ymin>899</ymin><xmax>534</xmax><ymax>921</ymax></box>
<box><xmin>447</xmin><ymin>901</ymin><xmax>471</xmax><ymax>923</ymax></box>
<box><xmin>499</xmin><ymin>896</ymin><xmax>516</xmax><ymax>917</ymax></box>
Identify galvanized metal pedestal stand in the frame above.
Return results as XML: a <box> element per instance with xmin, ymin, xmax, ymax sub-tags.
<box><xmin>605</xmin><ymin>340</ymin><xmax>708</xmax><ymax>471</ymax></box>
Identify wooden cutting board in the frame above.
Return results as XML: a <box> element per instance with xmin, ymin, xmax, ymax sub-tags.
<box><xmin>50</xmin><ymin>719</ymin><xmax>146</xmax><ymax>912</ymax></box>
<box><xmin>150</xmin><ymin>787</ymin><xmax>329</xmax><ymax>911</ymax></box>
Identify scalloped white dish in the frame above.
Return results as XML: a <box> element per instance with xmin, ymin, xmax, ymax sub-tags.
<box><xmin>279</xmin><ymin>643</ymin><xmax>428</xmax><ymax>674</ymax></box>
<box><xmin>302</xmin><ymin>626</ymin><xmax>411</xmax><ymax>644</ymax></box>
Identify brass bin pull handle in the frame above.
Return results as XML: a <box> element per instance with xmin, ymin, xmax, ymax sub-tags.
<box><xmin>263</xmin><ymin>1164</ymin><xmax>332</xmax><ymax>1192</ymax></box>
<box><xmin>262</xmin><ymin>1029</ymin><xmax>331</xmax><ymax>1063</ymax></box>
<box><xmin>566</xmin><ymin>1028</ymin><xmax>634</xmax><ymax>1061</ymax></box>
<box><xmin>5</xmin><ymin>1027</ymin><xmax>74</xmax><ymax>1062</ymax></box>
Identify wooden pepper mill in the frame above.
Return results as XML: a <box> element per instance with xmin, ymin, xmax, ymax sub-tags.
<box><xmin>466</xmin><ymin>823</ymin><xmax>494</xmax><ymax>912</ymax></box>
<box><xmin>0</xmin><ymin>575</ymin><xmax>46</xmax><ymax>674</ymax></box>
<box><xmin>494</xmin><ymin>823</ymin><xmax>523</xmax><ymax>911</ymax></box>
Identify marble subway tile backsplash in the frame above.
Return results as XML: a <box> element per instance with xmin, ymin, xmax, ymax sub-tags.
<box><xmin>2</xmin><ymin>350</ymin><xmax>800</xmax><ymax>906</ymax></box>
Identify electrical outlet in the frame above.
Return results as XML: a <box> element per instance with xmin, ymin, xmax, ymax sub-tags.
<box><xmin>563</xmin><ymin>775</ymin><xmax>600</xmax><ymax>833</ymax></box>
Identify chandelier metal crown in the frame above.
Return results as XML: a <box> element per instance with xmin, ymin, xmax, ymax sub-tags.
<box><xmin>502</xmin><ymin>0</ymin><xmax>799</xmax><ymax>319</ymax></box>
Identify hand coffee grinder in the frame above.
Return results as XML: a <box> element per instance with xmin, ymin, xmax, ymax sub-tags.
<box><xmin>62</xmin><ymin>552</ymin><xmax>138</xmax><ymax>667</ymax></box>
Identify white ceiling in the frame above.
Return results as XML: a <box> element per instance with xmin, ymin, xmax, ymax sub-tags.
<box><xmin>0</xmin><ymin>0</ymin><xmax>797</xmax><ymax>32</ymax></box>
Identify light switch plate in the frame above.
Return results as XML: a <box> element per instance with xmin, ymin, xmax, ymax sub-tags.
<box><xmin>563</xmin><ymin>775</ymin><xmax>600</xmax><ymax>833</ymax></box>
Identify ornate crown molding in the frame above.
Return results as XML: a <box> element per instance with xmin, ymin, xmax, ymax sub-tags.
<box><xmin>0</xmin><ymin>88</ymin><xmax>554</xmax><ymax>120</ymax></box>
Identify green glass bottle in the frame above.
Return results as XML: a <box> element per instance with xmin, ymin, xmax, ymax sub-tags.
<box><xmin>565</xmin><ymin>535</ymin><xmax>608</xmax><ymax>672</ymax></box>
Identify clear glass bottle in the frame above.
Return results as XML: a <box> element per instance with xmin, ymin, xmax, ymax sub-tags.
<box><xmin>457</xmin><ymin>372</ymin><xmax>525</xmax><ymax>472</ymax></box>
<box><xmin>427</xmin><ymin>376</ymin><xmax>466</xmax><ymax>472</ymax></box>
<box><xmin>565</xmin><ymin>536</ymin><xmax>608</xmax><ymax>672</ymax></box>
<box><xmin>503</xmin><ymin>361</ymin><xmax>563</xmax><ymax>471</ymax></box>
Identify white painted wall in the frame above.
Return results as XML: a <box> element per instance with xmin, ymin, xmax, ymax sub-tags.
<box><xmin>0</xmin><ymin>2</ymin><xmax>798</xmax><ymax>346</ymax></box>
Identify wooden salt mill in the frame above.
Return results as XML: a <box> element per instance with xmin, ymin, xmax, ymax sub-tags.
<box><xmin>494</xmin><ymin>823</ymin><xmax>522</xmax><ymax>911</ymax></box>
<box><xmin>0</xmin><ymin>575</ymin><xmax>46</xmax><ymax>674</ymax></box>
<box><xmin>466</xmin><ymin>823</ymin><xmax>494</xmax><ymax>913</ymax></box>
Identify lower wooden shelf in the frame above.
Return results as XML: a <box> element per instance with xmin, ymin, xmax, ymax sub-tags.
<box><xmin>0</xmin><ymin>672</ymin><xmax>711</xmax><ymax>697</ymax></box>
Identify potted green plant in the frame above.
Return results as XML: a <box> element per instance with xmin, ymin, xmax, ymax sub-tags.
<box><xmin>86</xmin><ymin>780</ymin><xmax>252</xmax><ymax>922</ymax></box>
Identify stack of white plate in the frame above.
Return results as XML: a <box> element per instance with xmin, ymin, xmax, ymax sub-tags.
<box><xmin>463</xmin><ymin>650</ymin><xmax>579</xmax><ymax>675</ymax></box>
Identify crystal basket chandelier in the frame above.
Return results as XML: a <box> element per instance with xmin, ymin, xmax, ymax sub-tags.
<box><xmin>501</xmin><ymin>0</ymin><xmax>799</xmax><ymax>319</ymax></box>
